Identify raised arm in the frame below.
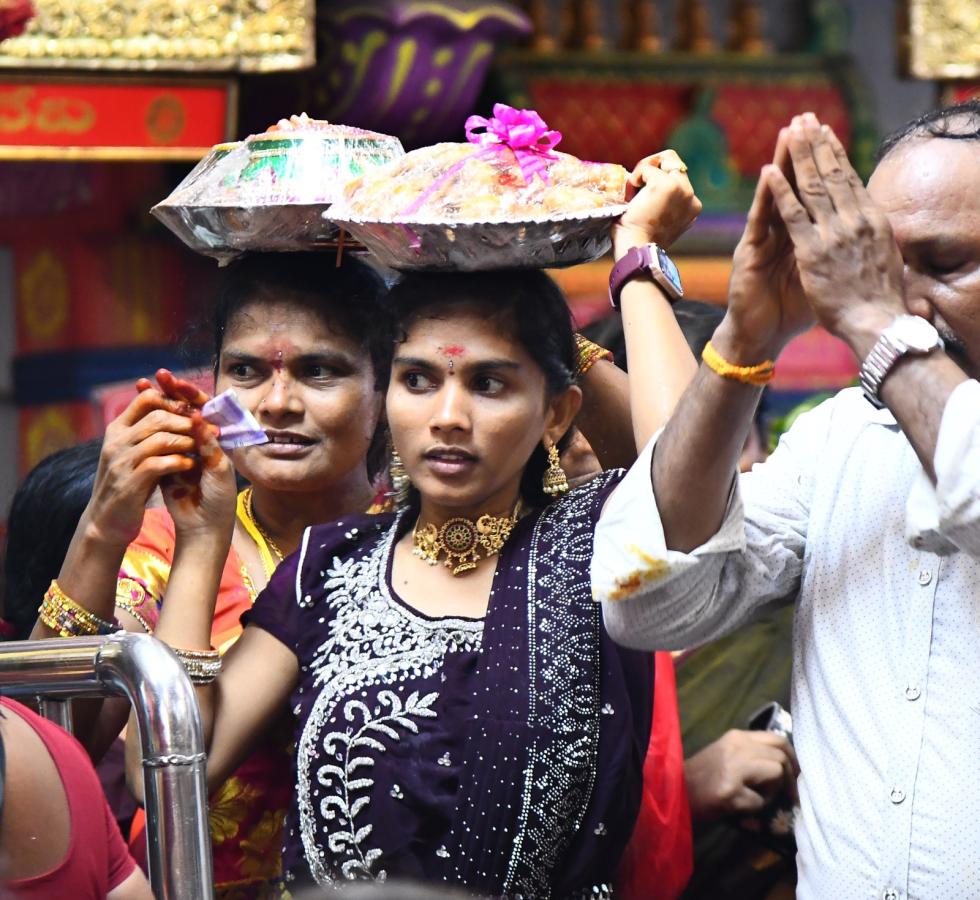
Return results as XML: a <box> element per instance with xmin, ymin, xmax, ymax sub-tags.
<box><xmin>653</xmin><ymin>130</ymin><xmax>814</xmax><ymax>552</ymax></box>
<box><xmin>29</xmin><ymin>389</ymin><xmax>202</xmax><ymax>753</ymax></box>
<box><xmin>122</xmin><ymin>414</ymin><xmax>298</xmax><ymax>797</ymax></box>
<box><xmin>575</xmin><ymin>151</ymin><xmax>703</xmax><ymax>469</ymax></box>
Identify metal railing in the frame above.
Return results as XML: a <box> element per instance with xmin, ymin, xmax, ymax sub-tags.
<box><xmin>0</xmin><ymin>632</ymin><xmax>214</xmax><ymax>899</ymax></box>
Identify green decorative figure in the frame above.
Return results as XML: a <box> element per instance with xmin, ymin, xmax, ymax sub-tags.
<box><xmin>665</xmin><ymin>90</ymin><xmax>745</xmax><ymax>213</ymax></box>
<box><xmin>806</xmin><ymin>0</ymin><xmax>851</xmax><ymax>55</ymax></box>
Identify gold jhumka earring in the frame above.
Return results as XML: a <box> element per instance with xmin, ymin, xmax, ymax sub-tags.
<box><xmin>542</xmin><ymin>442</ymin><xmax>569</xmax><ymax>496</ymax></box>
<box><xmin>389</xmin><ymin>445</ymin><xmax>412</xmax><ymax>506</ymax></box>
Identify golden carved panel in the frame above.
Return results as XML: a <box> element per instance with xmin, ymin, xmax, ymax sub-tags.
<box><xmin>902</xmin><ymin>0</ymin><xmax>980</xmax><ymax>79</ymax></box>
<box><xmin>0</xmin><ymin>0</ymin><xmax>314</xmax><ymax>72</ymax></box>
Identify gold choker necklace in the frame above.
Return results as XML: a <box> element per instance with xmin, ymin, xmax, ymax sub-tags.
<box><xmin>412</xmin><ymin>501</ymin><xmax>522</xmax><ymax>576</ymax></box>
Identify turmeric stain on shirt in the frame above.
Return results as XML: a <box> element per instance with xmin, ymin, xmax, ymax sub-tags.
<box><xmin>605</xmin><ymin>546</ymin><xmax>670</xmax><ymax>600</ymax></box>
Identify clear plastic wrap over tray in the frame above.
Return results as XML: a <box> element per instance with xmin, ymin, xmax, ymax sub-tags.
<box><xmin>332</xmin><ymin>131</ymin><xmax>629</xmax><ymax>271</ymax></box>
<box><xmin>329</xmin><ymin>206</ymin><xmax>628</xmax><ymax>271</ymax></box>
<box><xmin>151</xmin><ymin>125</ymin><xmax>404</xmax><ymax>263</ymax></box>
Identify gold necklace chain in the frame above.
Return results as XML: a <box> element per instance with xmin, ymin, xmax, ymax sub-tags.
<box><xmin>412</xmin><ymin>500</ymin><xmax>523</xmax><ymax>577</ymax></box>
<box><xmin>242</xmin><ymin>487</ymin><xmax>285</xmax><ymax>563</ymax></box>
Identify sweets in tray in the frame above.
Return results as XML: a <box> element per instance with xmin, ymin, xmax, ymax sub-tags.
<box><xmin>328</xmin><ymin>105</ymin><xmax>628</xmax><ymax>271</ymax></box>
<box><xmin>151</xmin><ymin>114</ymin><xmax>405</xmax><ymax>263</ymax></box>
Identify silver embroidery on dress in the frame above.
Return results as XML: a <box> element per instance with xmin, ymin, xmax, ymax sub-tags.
<box><xmin>295</xmin><ymin>516</ymin><xmax>482</xmax><ymax>886</ymax></box>
<box><xmin>319</xmin><ymin>690</ymin><xmax>438</xmax><ymax>878</ymax></box>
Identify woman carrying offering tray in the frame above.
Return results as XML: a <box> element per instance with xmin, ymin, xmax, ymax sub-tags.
<box><xmin>115</xmin><ymin>144</ymin><xmax>701</xmax><ymax>896</ymax></box>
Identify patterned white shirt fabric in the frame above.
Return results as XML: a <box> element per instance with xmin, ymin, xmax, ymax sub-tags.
<box><xmin>592</xmin><ymin>381</ymin><xmax>980</xmax><ymax>900</ymax></box>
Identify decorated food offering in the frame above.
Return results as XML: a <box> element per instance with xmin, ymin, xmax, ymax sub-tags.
<box><xmin>151</xmin><ymin>114</ymin><xmax>405</xmax><ymax>263</ymax></box>
<box><xmin>330</xmin><ymin>103</ymin><xmax>628</xmax><ymax>271</ymax></box>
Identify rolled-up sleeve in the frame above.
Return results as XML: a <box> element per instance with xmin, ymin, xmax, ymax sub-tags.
<box><xmin>593</xmin><ymin>401</ymin><xmax>829</xmax><ymax>652</ymax></box>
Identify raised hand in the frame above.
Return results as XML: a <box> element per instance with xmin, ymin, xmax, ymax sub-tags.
<box><xmin>85</xmin><ymin>389</ymin><xmax>199</xmax><ymax>548</ymax></box>
<box><xmin>161</xmin><ymin>411</ymin><xmax>237</xmax><ymax>547</ymax></box>
<box><xmin>765</xmin><ymin>113</ymin><xmax>906</xmax><ymax>351</ymax></box>
<box><xmin>715</xmin><ymin>127</ymin><xmax>814</xmax><ymax>363</ymax></box>
<box><xmin>136</xmin><ymin>368</ymin><xmax>211</xmax><ymax>409</ymax></box>
<box><xmin>612</xmin><ymin>150</ymin><xmax>703</xmax><ymax>254</ymax></box>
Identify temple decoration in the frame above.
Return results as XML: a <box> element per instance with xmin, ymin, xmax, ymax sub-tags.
<box><xmin>493</xmin><ymin>53</ymin><xmax>875</xmax><ymax>219</ymax></box>
<box><xmin>564</xmin><ymin>1</ymin><xmax>605</xmax><ymax>51</ymax></box>
<box><xmin>318</xmin><ymin>1</ymin><xmax>530</xmax><ymax>145</ymax></box>
<box><xmin>620</xmin><ymin>0</ymin><xmax>660</xmax><ymax>53</ymax></box>
<box><xmin>489</xmin><ymin>1</ymin><xmax>876</xmax><ymax>228</ymax></box>
<box><xmin>0</xmin><ymin>76</ymin><xmax>235</xmax><ymax>160</ymax></box>
<box><xmin>900</xmin><ymin>0</ymin><xmax>980</xmax><ymax>79</ymax></box>
<box><xmin>675</xmin><ymin>0</ymin><xmax>716</xmax><ymax>53</ymax></box>
<box><xmin>0</xmin><ymin>0</ymin><xmax>314</xmax><ymax>72</ymax></box>
<box><xmin>0</xmin><ymin>0</ymin><xmax>34</xmax><ymax>42</ymax></box>
<box><xmin>727</xmin><ymin>0</ymin><xmax>767</xmax><ymax>55</ymax></box>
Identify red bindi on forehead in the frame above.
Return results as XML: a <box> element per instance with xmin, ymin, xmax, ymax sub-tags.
<box><xmin>441</xmin><ymin>345</ymin><xmax>465</xmax><ymax>357</ymax></box>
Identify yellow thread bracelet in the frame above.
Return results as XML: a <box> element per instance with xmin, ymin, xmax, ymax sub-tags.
<box><xmin>702</xmin><ymin>340</ymin><xmax>775</xmax><ymax>386</ymax></box>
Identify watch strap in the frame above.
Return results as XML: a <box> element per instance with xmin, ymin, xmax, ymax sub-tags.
<box><xmin>859</xmin><ymin>316</ymin><xmax>944</xmax><ymax>408</ymax></box>
<box><xmin>608</xmin><ymin>243</ymin><xmax>682</xmax><ymax>309</ymax></box>
<box><xmin>859</xmin><ymin>332</ymin><xmax>903</xmax><ymax>409</ymax></box>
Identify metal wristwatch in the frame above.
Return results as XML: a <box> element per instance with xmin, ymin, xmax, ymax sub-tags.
<box><xmin>608</xmin><ymin>243</ymin><xmax>684</xmax><ymax>309</ymax></box>
<box><xmin>859</xmin><ymin>314</ymin><xmax>944</xmax><ymax>408</ymax></box>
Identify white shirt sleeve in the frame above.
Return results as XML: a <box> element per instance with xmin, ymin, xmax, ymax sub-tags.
<box><xmin>592</xmin><ymin>397</ymin><xmax>834</xmax><ymax>651</ymax></box>
<box><xmin>906</xmin><ymin>378</ymin><xmax>980</xmax><ymax>558</ymax></box>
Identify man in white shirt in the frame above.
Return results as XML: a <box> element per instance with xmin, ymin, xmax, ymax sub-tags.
<box><xmin>592</xmin><ymin>102</ymin><xmax>980</xmax><ymax>899</ymax></box>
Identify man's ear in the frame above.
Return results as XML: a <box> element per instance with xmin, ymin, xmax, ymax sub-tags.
<box><xmin>543</xmin><ymin>385</ymin><xmax>583</xmax><ymax>447</ymax></box>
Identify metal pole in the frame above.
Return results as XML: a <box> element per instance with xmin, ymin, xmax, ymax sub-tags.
<box><xmin>0</xmin><ymin>633</ymin><xmax>214</xmax><ymax>900</ymax></box>
<box><xmin>35</xmin><ymin>697</ymin><xmax>74</xmax><ymax>732</ymax></box>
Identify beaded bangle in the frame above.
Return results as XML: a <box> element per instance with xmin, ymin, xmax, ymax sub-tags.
<box><xmin>38</xmin><ymin>580</ymin><xmax>119</xmax><ymax>638</ymax></box>
<box><xmin>702</xmin><ymin>340</ymin><xmax>775</xmax><ymax>387</ymax></box>
<box><xmin>574</xmin><ymin>334</ymin><xmax>614</xmax><ymax>378</ymax></box>
<box><xmin>172</xmin><ymin>646</ymin><xmax>222</xmax><ymax>685</ymax></box>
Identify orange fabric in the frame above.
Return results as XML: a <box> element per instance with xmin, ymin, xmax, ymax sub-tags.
<box><xmin>616</xmin><ymin>652</ymin><xmax>693</xmax><ymax>899</ymax></box>
<box><xmin>120</xmin><ymin>507</ymin><xmax>291</xmax><ymax>899</ymax></box>
<box><xmin>114</xmin><ymin>508</ymin><xmax>252</xmax><ymax>652</ymax></box>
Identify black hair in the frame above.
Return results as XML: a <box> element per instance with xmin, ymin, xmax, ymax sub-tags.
<box><xmin>386</xmin><ymin>269</ymin><xmax>577</xmax><ymax>508</ymax></box>
<box><xmin>203</xmin><ymin>252</ymin><xmax>393</xmax><ymax>479</ymax></box>
<box><xmin>876</xmin><ymin>99</ymin><xmax>980</xmax><ymax>163</ymax></box>
<box><xmin>2</xmin><ymin>440</ymin><xmax>102</xmax><ymax>641</ymax></box>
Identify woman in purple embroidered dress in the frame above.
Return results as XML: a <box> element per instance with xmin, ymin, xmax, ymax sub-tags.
<box><xmin>129</xmin><ymin>153</ymin><xmax>702</xmax><ymax>898</ymax></box>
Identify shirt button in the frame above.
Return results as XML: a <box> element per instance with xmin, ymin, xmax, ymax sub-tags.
<box><xmin>917</xmin><ymin>569</ymin><xmax>932</xmax><ymax>585</ymax></box>
<box><xmin>882</xmin><ymin>890</ymin><xmax>900</xmax><ymax>900</ymax></box>
<box><xmin>890</xmin><ymin>787</ymin><xmax>906</xmax><ymax>804</ymax></box>
<box><xmin>905</xmin><ymin>685</ymin><xmax>921</xmax><ymax>701</ymax></box>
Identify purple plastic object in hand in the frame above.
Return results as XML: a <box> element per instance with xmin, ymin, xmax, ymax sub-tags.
<box><xmin>201</xmin><ymin>390</ymin><xmax>268</xmax><ymax>451</ymax></box>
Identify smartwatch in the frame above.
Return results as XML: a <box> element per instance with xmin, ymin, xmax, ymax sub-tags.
<box><xmin>860</xmin><ymin>314</ymin><xmax>944</xmax><ymax>408</ymax></box>
<box><xmin>609</xmin><ymin>243</ymin><xmax>684</xmax><ymax>309</ymax></box>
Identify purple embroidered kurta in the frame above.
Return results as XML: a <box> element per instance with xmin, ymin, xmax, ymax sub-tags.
<box><xmin>246</xmin><ymin>472</ymin><xmax>653</xmax><ymax>898</ymax></box>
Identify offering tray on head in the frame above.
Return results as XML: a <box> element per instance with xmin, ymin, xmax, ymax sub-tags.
<box><xmin>152</xmin><ymin>115</ymin><xmax>405</xmax><ymax>263</ymax></box>
<box><xmin>329</xmin><ymin>104</ymin><xmax>628</xmax><ymax>271</ymax></box>
<box><xmin>329</xmin><ymin>207</ymin><xmax>628</xmax><ymax>272</ymax></box>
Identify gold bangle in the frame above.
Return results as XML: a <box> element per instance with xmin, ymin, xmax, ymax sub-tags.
<box><xmin>38</xmin><ymin>580</ymin><xmax>119</xmax><ymax>638</ymax></box>
<box><xmin>702</xmin><ymin>340</ymin><xmax>775</xmax><ymax>386</ymax></box>
<box><xmin>574</xmin><ymin>334</ymin><xmax>614</xmax><ymax>378</ymax></box>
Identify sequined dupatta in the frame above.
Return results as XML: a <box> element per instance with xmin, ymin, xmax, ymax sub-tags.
<box><xmin>438</xmin><ymin>473</ymin><xmax>616</xmax><ymax>898</ymax></box>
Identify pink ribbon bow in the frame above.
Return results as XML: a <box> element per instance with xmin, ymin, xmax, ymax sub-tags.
<box><xmin>464</xmin><ymin>103</ymin><xmax>562</xmax><ymax>184</ymax></box>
